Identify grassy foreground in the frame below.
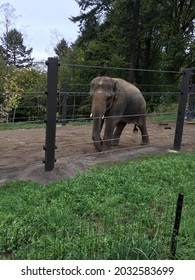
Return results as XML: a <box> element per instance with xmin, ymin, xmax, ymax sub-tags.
<box><xmin>0</xmin><ymin>122</ymin><xmax>45</xmax><ymax>130</ymax></box>
<box><xmin>0</xmin><ymin>152</ymin><xmax>195</xmax><ymax>260</ymax></box>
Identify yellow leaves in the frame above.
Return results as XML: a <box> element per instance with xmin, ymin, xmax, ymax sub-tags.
<box><xmin>3</xmin><ymin>66</ymin><xmax>46</xmax><ymax>93</ymax></box>
<box><xmin>3</xmin><ymin>67</ymin><xmax>23</xmax><ymax>113</ymax></box>
<box><xmin>4</xmin><ymin>67</ymin><xmax>24</xmax><ymax>93</ymax></box>
<box><xmin>0</xmin><ymin>66</ymin><xmax>47</xmax><ymax>122</ymax></box>
<box><xmin>1</xmin><ymin>66</ymin><xmax>46</xmax><ymax>119</ymax></box>
<box><xmin>3</xmin><ymin>93</ymin><xmax>22</xmax><ymax>112</ymax></box>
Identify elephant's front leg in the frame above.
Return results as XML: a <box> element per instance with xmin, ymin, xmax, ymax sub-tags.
<box><xmin>102</xmin><ymin>119</ymin><xmax>116</xmax><ymax>150</ymax></box>
<box><xmin>112</xmin><ymin>121</ymin><xmax>126</xmax><ymax>146</ymax></box>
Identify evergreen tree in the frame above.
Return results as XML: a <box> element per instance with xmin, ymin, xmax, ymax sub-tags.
<box><xmin>1</xmin><ymin>28</ymin><xmax>34</xmax><ymax>67</ymax></box>
<box><xmin>66</xmin><ymin>0</ymin><xmax>195</xmax><ymax>112</ymax></box>
<box><xmin>54</xmin><ymin>38</ymin><xmax>69</xmax><ymax>59</ymax></box>
<box><xmin>71</xmin><ymin>0</ymin><xmax>195</xmax><ymax>73</ymax></box>
<box><xmin>71</xmin><ymin>0</ymin><xmax>114</xmax><ymax>46</ymax></box>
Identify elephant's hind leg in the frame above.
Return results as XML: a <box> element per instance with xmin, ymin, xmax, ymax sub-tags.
<box><xmin>137</xmin><ymin>121</ymin><xmax>149</xmax><ymax>145</ymax></box>
<box><xmin>112</xmin><ymin>121</ymin><xmax>126</xmax><ymax>146</ymax></box>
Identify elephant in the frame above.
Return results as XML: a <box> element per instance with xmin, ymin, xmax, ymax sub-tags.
<box><xmin>89</xmin><ymin>76</ymin><xmax>149</xmax><ymax>152</ymax></box>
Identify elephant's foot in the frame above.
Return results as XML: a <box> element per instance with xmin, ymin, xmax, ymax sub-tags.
<box><xmin>94</xmin><ymin>139</ymin><xmax>112</xmax><ymax>152</ymax></box>
<box><xmin>94</xmin><ymin>143</ymin><xmax>103</xmax><ymax>152</ymax></box>
<box><xmin>111</xmin><ymin>138</ymin><xmax>120</xmax><ymax>146</ymax></box>
<box><xmin>141</xmin><ymin>135</ymin><xmax>149</xmax><ymax>145</ymax></box>
<box><xmin>102</xmin><ymin>139</ymin><xmax>112</xmax><ymax>151</ymax></box>
<box><xmin>103</xmin><ymin>146</ymin><xmax>111</xmax><ymax>151</ymax></box>
<box><xmin>93</xmin><ymin>138</ymin><xmax>103</xmax><ymax>152</ymax></box>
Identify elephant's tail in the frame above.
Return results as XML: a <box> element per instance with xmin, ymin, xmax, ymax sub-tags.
<box><xmin>133</xmin><ymin>124</ymin><xmax>139</xmax><ymax>134</ymax></box>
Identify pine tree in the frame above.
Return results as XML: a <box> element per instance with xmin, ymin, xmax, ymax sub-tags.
<box><xmin>54</xmin><ymin>38</ymin><xmax>69</xmax><ymax>59</ymax></box>
<box><xmin>1</xmin><ymin>28</ymin><xmax>34</xmax><ymax>67</ymax></box>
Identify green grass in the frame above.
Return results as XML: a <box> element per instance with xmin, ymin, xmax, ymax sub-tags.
<box><xmin>0</xmin><ymin>152</ymin><xmax>195</xmax><ymax>260</ymax></box>
<box><xmin>0</xmin><ymin>121</ymin><xmax>92</xmax><ymax>130</ymax></box>
<box><xmin>0</xmin><ymin>122</ymin><xmax>45</xmax><ymax>130</ymax></box>
<box><xmin>148</xmin><ymin>114</ymin><xmax>177</xmax><ymax>123</ymax></box>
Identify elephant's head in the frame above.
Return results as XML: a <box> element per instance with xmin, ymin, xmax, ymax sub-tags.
<box><xmin>89</xmin><ymin>76</ymin><xmax>117</xmax><ymax>151</ymax></box>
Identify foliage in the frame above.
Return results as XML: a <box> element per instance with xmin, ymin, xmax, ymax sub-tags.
<box><xmin>1</xmin><ymin>66</ymin><xmax>23</xmax><ymax>122</ymax></box>
<box><xmin>0</xmin><ymin>1</ymin><xmax>194</xmax><ymax>122</ymax></box>
<box><xmin>55</xmin><ymin>0</ymin><xmax>194</xmax><ymax>114</ymax></box>
<box><xmin>0</xmin><ymin>56</ymin><xmax>6</xmax><ymax>91</ymax></box>
<box><xmin>1</xmin><ymin>28</ymin><xmax>34</xmax><ymax>67</ymax></box>
<box><xmin>0</xmin><ymin>152</ymin><xmax>195</xmax><ymax>260</ymax></box>
<box><xmin>0</xmin><ymin>66</ymin><xmax>47</xmax><ymax>122</ymax></box>
<box><xmin>68</xmin><ymin>0</ymin><xmax>195</xmax><ymax>100</ymax></box>
<box><xmin>0</xmin><ymin>3</ymin><xmax>33</xmax><ymax>67</ymax></box>
<box><xmin>72</xmin><ymin>0</ymin><xmax>195</xmax><ymax>72</ymax></box>
<box><xmin>54</xmin><ymin>38</ymin><xmax>70</xmax><ymax>59</ymax></box>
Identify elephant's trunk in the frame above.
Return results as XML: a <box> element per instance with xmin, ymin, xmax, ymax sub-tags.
<box><xmin>91</xmin><ymin>95</ymin><xmax>107</xmax><ymax>152</ymax></box>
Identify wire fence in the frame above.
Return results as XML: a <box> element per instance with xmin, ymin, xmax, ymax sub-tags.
<box><xmin>0</xmin><ymin>62</ymin><xmax>195</xmax><ymax>261</ymax></box>
<box><xmin>0</xmin><ymin>60</ymin><xmax>185</xmax><ymax>124</ymax></box>
<box><xmin>0</xmin><ymin>94</ymin><xmax>189</xmax><ymax>125</ymax></box>
<box><xmin>0</xmin><ymin>89</ymin><xmax>179</xmax><ymax>124</ymax></box>
<box><xmin>0</xmin><ymin>62</ymin><xmax>195</xmax><ymax>177</ymax></box>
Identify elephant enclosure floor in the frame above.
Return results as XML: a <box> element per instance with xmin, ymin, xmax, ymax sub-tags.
<box><xmin>0</xmin><ymin>121</ymin><xmax>195</xmax><ymax>184</ymax></box>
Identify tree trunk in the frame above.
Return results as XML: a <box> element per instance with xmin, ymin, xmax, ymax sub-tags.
<box><xmin>144</xmin><ymin>37</ymin><xmax>151</xmax><ymax>69</ymax></box>
<box><xmin>128</xmin><ymin>0</ymin><xmax>140</xmax><ymax>84</ymax></box>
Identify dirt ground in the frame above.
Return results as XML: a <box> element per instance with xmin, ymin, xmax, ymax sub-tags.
<box><xmin>0</xmin><ymin>121</ymin><xmax>195</xmax><ymax>184</ymax></box>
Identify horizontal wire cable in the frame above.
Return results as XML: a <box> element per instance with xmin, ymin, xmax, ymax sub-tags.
<box><xmin>0</xmin><ymin>64</ymin><xmax>189</xmax><ymax>171</ymax></box>
<box><xmin>0</xmin><ymin>58</ymin><xmax>185</xmax><ymax>74</ymax></box>
<box><xmin>0</xmin><ymin>111</ymin><xmax>177</xmax><ymax>126</ymax></box>
<box><xmin>0</xmin><ymin>90</ymin><xmax>180</xmax><ymax>96</ymax></box>
<box><xmin>0</xmin><ymin>127</ymin><xmax>177</xmax><ymax>155</ymax></box>
<box><xmin>0</xmin><ymin>147</ymin><xmax>145</xmax><ymax>170</ymax></box>
<box><xmin>0</xmin><ymin>140</ymin><xmax>168</xmax><ymax>170</ymax></box>
<box><xmin>2</xmin><ymin>125</ymin><xmax>193</xmax><ymax>172</ymax></box>
<box><xmin>0</xmin><ymin>91</ymin><xmax>45</xmax><ymax>95</ymax></box>
<box><xmin>58</xmin><ymin>111</ymin><xmax>177</xmax><ymax>122</ymax></box>
<box><xmin>61</xmin><ymin>63</ymin><xmax>182</xmax><ymax>74</ymax></box>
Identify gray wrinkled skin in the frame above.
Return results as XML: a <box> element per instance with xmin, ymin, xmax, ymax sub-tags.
<box><xmin>90</xmin><ymin>76</ymin><xmax>149</xmax><ymax>152</ymax></box>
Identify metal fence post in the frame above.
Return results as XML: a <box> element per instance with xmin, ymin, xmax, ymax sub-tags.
<box><xmin>187</xmin><ymin>84</ymin><xmax>195</xmax><ymax>121</ymax></box>
<box><xmin>44</xmin><ymin>57</ymin><xmax>59</xmax><ymax>171</ymax></box>
<box><xmin>170</xmin><ymin>193</ymin><xmax>184</xmax><ymax>259</ymax></box>
<box><xmin>173</xmin><ymin>69</ymin><xmax>191</xmax><ymax>150</ymax></box>
<box><xmin>61</xmin><ymin>82</ymin><xmax>68</xmax><ymax>126</ymax></box>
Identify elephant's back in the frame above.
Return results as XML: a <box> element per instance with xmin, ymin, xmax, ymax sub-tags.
<box><xmin>113</xmin><ymin>78</ymin><xmax>146</xmax><ymax>114</ymax></box>
<box><xmin>112</xmin><ymin>78</ymin><xmax>141</xmax><ymax>94</ymax></box>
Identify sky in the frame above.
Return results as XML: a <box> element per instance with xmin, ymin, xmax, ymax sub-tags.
<box><xmin>1</xmin><ymin>0</ymin><xmax>81</xmax><ymax>61</ymax></box>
